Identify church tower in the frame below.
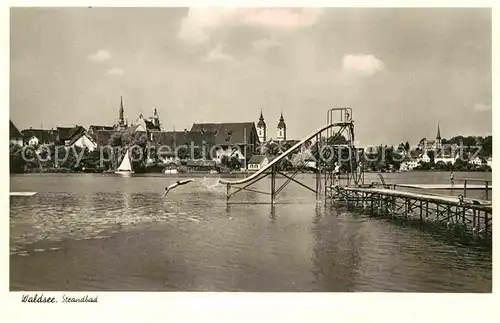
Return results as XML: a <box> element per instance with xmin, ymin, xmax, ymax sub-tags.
<box><xmin>151</xmin><ymin>107</ymin><xmax>161</xmax><ymax>130</ymax></box>
<box><xmin>277</xmin><ymin>112</ymin><xmax>286</xmax><ymax>141</ymax></box>
<box><xmin>435</xmin><ymin>122</ymin><xmax>442</xmax><ymax>150</ymax></box>
<box><xmin>116</xmin><ymin>95</ymin><xmax>127</xmax><ymax>130</ymax></box>
<box><xmin>257</xmin><ymin>110</ymin><xmax>266</xmax><ymax>143</ymax></box>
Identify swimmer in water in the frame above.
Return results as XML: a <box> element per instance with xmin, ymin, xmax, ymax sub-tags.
<box><xmin>162</xmin><ymin>179</ymin><xmax>195</xmax><ymax>198</ymax></box>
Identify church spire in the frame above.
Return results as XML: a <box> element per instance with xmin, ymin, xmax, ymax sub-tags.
<box><xmin>257</xmin><ymin>109</ymin><xmax>266</xmax><ymax>127</ymax></box>
<box><xmin>278</xmin><ymin>111</ymin><xmax>286</xmax><ymax>129</ymax></box>
<box><xmin>277</xmin><ymin>110</ymin><xmax>286</xmax><ymax>141</ymax></box>
<box><xmin>436</xmin><ymin>122</ymin><xmax>441</xmax><ymax>140</ymax></box>
<box><xmin>152</xmin><ymin>107</ymin><xmax>160</xmax><ymax>129</ymax></box>
<box><xmin>257</xmin><ymin>109</ymin><xmax>267</xmax><ymax>144</ymax></box>
<box><xmin>118</xmin><ymin>95</ymin><xmax>125</xmax><ymax>128</ymax></box>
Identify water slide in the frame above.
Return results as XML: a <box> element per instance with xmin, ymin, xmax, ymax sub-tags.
<box><xmin>219</xmin><ymin>122</ymin><xmax>349</xmax><ymax>185</ymax></box>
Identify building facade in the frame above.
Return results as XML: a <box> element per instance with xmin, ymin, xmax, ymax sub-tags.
<box><xmin>418</xmin><ymin>123</ymin><xmax>442</xmax><ymax>152</ymax></box>
<box><xmin>247</xmin><ymin>155</ymin><xmax>269</xmax><ymax>171</ymax></box>
<box><xmin>21</xmin><ymin>128</ymin><xmax>57</xmax><ymax>147</ymax></box>
<box><xmin>257</xmin><ymin>111</ymin><xmax>266</xmax><ymax>143</ymax></box>
<box><xmin>115</xmin><ymin>95</ymin><xmax>128</xmax><ymax>131</ymax></box>
<box><xmin>190</xmin><ymin>122</ymin><xmax>259</xmax><ymax>164</ymax></box>
<box><xmin>277</xmin><ymin>112</ymin><xmax>286</xmax><ymax>141</ymax></box>
<box><xmin>10</xmin><ymin>120</ymin><xmax>24</xmax><ymax>146</ymax></box>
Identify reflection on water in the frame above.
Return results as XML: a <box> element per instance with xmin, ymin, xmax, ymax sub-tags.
<box><xmin>10</xmin><ymin>172</ymin><xmax>492</xmax><ymax>292</ymax></box>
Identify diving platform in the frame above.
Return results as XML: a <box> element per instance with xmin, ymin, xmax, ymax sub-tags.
<box><xmin>10</xmin><ymin>192</ymin><xmax>38</xmax><ymax>197</ymax></box>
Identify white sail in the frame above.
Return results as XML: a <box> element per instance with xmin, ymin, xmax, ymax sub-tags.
<box><xmin>117</xmin><ymin>150</ymin><xmax>133</xmax><ymax>172</ymax></box>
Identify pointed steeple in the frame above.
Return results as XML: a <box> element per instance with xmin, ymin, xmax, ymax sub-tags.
<box><xmin>277</xmin><ymin>111</ymin><xmax>286</xmax><ymax>129</ymax></box>
<box><xmin>119</xmin><ymin>95</ymin><xmax>124</xmax><ymax>120</ymax></box>
<box><xmin>257</xmin><ymin>109</ymin><xmax>266</xmax><ymax>128</ymax></box>
<box><xmin>152</xmin><ymin>107</ymin><xmax>160</xmax><ymax>129</ymax></box>
<box><xmin>436</xmin><ymin>122</ymin><xmax>441</xmax><ymax>140</ymax></box>
<box><xmin>277</xmin><ymin>110</ymin><xmax>286</xmax><ymax>141</ymax></box>
<box><xmin>115</xmin><ymin>95</ymin><xmax>126</xmax><ymax>130</ymax></box>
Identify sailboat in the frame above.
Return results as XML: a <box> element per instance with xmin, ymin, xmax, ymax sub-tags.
<box><xmin>115</xmin><ymin>149</ymin><xmax>134</xmax><ymax>175</ymax></box>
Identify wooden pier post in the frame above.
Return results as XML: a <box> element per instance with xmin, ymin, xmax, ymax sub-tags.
<box><xmin>484</xmin><ymin>211</ymin><xmax>488</xmax><ymax>236</ymax></box>
<box><xmin>477</xmin><ymin>210</ymin><xmax>481</xmax><ymax>230</ymax></box>
<box><xmin>316</xmin><ymin>166</ymin><xmax>321</xmax><ymax>202</ymax></box>
<box><xmin>392</xmin><ymin>196</ymin><xmax>397</xmax><ymax>217</ymax></box>
<box><xmin>332</xmin><ymin>186</ymin><xmax>491</xmax><ymax>244</ymax></box>
<box><xmin>463</xmin><ymin>179</ymin><xmax>468</xmax><ymax>198</ymax></box>
<box><xmin>271</xmin><ymin>166</ymin><xmax>276</xmax><ymax>204</ymax></box>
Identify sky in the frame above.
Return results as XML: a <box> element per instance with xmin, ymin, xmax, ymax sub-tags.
<box><xmin>10</xmin><ymin>7</ymin><xmax>491</xmax><ymax>146</ymax></box>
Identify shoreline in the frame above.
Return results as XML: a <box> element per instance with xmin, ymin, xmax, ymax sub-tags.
<box><xmin>10</xmin><ymin>169</ymin><xmax>493</xmax><ymax>175</ymax></box>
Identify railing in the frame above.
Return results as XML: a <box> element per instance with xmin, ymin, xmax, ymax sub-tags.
<box><xmin>331</xmin><ymin>186</ymin><xmax>492</xmax><ymax>243</ymax></box>
<box><xmin>460</xmin><ymin>178</ymin><xmax>492</xmax><ymax>200</ymax></box>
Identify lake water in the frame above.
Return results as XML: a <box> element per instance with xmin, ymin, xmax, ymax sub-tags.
<box><xmin>10</xmin><ymin>171</ymin><xmax>492</xmax><ymax>292</ymax></box>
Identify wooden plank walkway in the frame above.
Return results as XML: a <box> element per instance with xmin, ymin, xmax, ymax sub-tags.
<box><xmin>395</xmin><ymin>184</ymin><xmax>491</xmax><ymax>190</ymax></box>
<box><xmin>329</xmin><ymin>185</ymin><xmax>492</xmax><ymax>243</ymax></box>
<box><xmin>10</xmin><ymin>192</ymin><xmax>38</xmax><ymax>197</ymax></box>
<box><xmin>339</xmin><ymin>187</ymin><xmax>492</xmax><ymax>209</ymax></box>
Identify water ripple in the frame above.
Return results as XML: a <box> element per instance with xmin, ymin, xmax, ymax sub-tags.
<box><xmin>9</xmin><ymin>174</ymin><xmax>492</xmax><ymax>292</ymax></box>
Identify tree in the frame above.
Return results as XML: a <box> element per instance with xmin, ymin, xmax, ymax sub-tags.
<box><xmin>327</xmin><ymin>134</ymin><xmax>348</xmax><ymax>145</ymax></box>
<box><xmin>109</xmin><ymin>132</ymin><xmax>123</xmax><ymax>147</ymax></box>
<box><xmin>426</xmin><ymin>150</ymin><xmax>435</xmax><ymax>164</ymax></box>
<box><xmin>59</xmin><ymin>146</ymin><xmax>83</xmax><ymax>170</ymax></box>
<box><xmin>229</xmin><ymin>157</ymin><xmax>241</xmax><ymax>170</ymax></box>
<box><xmin>404</xmin><ymin>141</ymin><xmax>410</xmax><ymax>152</ymax></box>
<box><xmin>84</xmin><ymin>149</ymin><xmax>105</xmax><ymax>170</ymax></box>
<box><xmin>479</xmin><ymin>135</ymin><xmax>492</xmax><ymax>157</ymax></box>
<box><xmin>177</xmin><ymin>147</ymin><xmax>189</xmax><ymax>160</ymax></box>
<box><xmin>220</xmin><ymin>155</ymin><xmax>229</xmax><ymax>167</ymax></box>
<box><xmin>107</xmin><ymin>130</ymin><xmax>152</xmax><ymax>172</ymax></box>
<box><xmin>279</xmin><ymin>158</ymin><xmax>293</xmax><ymax>171</ymax></box>
<box><xmin>10</xmin><ymin>143</ymin><xmax>25</xmax><ymax>173</ymax></box>
<box><xmin>264</xmin><ymin>141</ymin><xmax>281</xmax><ymax>157</ymax></box>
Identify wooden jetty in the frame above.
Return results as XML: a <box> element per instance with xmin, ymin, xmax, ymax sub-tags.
<box><xmin>394</xmin><ymin>178</ymin><xmax>492</xmax><ymax>200</ymax></box>
<box><xmin>9</xmin><ymin>192</ymin><xmax>38</xmax><ymax>197</ymax></box>
<box><xmin>329</xmin><ymin>185</ymin><xmax>492</xmax><ymax>242</ymax></box>
<box><xmin>396</xmin><ymin>184</ymin><xmax>490</xmax><ymax>190</ymax></box>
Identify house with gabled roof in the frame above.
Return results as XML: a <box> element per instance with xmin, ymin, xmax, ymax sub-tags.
<box><xmin>151</xmin><ymin>131</ymin><xmax>216</xmax><ymax>149</ymax></box>
<box><xmin>10</xmin><ymin>120</ymin><xmax>23</xmax><ymax>146</ymax></box>
<box><xmin>67</xmin><ymin>129</ymin><xmax>97</xmax><ymax>151</ymax></box>
<box><xmin>22</xmin><ymin>128</ymin><xmax>57</xmax><ymax>147</ymax></box>
<box><xmin>148</xmin><ymin>130</ymin><xmax>216</xmax><ymax>163</ymax></box>
<box><xmin>56</xmin><ymin>126</ymin><xmax>80</xmax><ymax>145</ymax></box>
<box><xmin>399</xmin><ymin>150</ymin><xmax>423</xmax><ymax>171</ymax></box>
<box><xmin>56</xmin><ymin>126</ymin><xmax>97</xmax><ymax>151</ymax></box>
<box><xmin>247</xmin><ymin>155</ymin><xmax>269</xmax><ymax>171</ymax></box>
<box><xmin>190</xmin><ymin>122</ymin><xmax>259</xmax><ymax>164</ymax></box>
<box><xmin>468</xmin><ymin>155</ymin><xmax>484</xmax><ymax>166</ymax></box>
<box><xmin>88</xmin><ymin>125</ymin><xmax>115</xmax><ymax>139</ymax></box>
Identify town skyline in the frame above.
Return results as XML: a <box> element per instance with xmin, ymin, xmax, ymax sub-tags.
<box><xmin>10</xmin><ymin>8</ymin><xmax>491</xmax><ymax>146</ymax></box>
<box><xmin>11</xmin><ymin>97</ymin><xmax>487</xmax><ymax>148</ymax></box>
